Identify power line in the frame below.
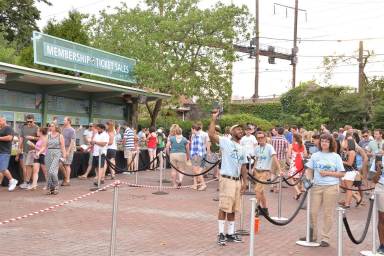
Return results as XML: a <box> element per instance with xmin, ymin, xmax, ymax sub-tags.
<box><xmin>260</xmin><ymin>36</ymin><xmax>384</xmax><ymax>42</ymax></box>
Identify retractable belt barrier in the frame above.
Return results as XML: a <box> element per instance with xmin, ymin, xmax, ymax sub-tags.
<box><xmin>165</xmin><ymin>153</ymin><xmax>221</xmax><ymax>177</ymax></box>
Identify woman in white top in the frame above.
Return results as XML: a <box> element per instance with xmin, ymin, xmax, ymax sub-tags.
<box><xmin>106</xmin><ymin>121</ymin><xmax>117</xmax><ymax>179</ymax></box>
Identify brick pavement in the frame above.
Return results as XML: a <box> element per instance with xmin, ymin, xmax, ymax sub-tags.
<box><xmin>0</xmin><ymin>169</ymin><xmax>376</xmax><ymax>256</ymax></box>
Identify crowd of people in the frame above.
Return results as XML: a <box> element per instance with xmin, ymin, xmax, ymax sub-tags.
<box><xmin>0</xmin><ymin>112</ymin><xmax>383</xmax><ymax>252</ymax></box>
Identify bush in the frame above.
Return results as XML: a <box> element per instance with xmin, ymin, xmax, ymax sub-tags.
<box><xmin>227</xmin><ymin>102</ymin><xmax>282</xmax><ymax>121</ymax></box>
<box><xmin>139</xmin><ymin>113</ymin><xmax>273</xmax><ymax>135</ymax></box>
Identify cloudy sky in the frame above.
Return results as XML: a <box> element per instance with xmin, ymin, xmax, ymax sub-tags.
<box><xmin>36</xmin><ymin>0</ymin><xmax>384</xmax><ymax>99</ymax></box>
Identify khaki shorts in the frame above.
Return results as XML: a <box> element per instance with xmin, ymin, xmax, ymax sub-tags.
<box><xmin>170</xmin><ymin>153</ymin><xmax>187</xmax><ymax>172</ymax></box>
<box><xmin>23</xmin><ymin>151</ymin><xmax>35</xmax><ymax>166</ymax></box>
<box><xmin>124</xmin><ymin>148</ymin><xmax>134</xmax><ymax>159</ymax></box>
<box><xmin>253</xmin><ymin>170</ymin><xmax>270</xmax><ymax>193</ymax></box>
<box><xmin>218</xmin><ymin>177</ymin><xmax>241</xmax><ymax>213</ymax></box>
<box><xmin>375</xmin><ymin>183</ymin><xmax>384</xmax><ymax>212</ymax></box>
<box><xmin>272</xmin><ymin>159</ymin><xmax>286</xmax><ymax>175</ymax></box>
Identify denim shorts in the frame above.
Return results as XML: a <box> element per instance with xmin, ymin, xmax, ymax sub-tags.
<box><xmin>0</xmin><ymin>153</ymin><xmax>11</xmax><ymax>171</ymax></box>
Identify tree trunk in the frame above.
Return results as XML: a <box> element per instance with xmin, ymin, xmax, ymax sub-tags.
<box><xmin>146</xmin><ymin>99</ymin><xmax>163</xmax><ymax>127</ymax></box>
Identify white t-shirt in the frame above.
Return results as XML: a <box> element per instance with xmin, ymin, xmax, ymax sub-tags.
<box><xmin>93</xmin><ymin>131</ymin><xmax>109</xmax><ymax>156</ymax></box>
<box><xmin>83</xmin><ymin>129</ymin><xmax>93</xmax><ymax>144</ymax></box>
<box><xmin>240</xmin><ymin>135</ymin><xmax>257</xmax><ymax>158</ymax></box>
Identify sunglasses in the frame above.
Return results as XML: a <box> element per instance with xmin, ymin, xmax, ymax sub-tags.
<box><xmin>363</xmin><ymin>135</ymin><xmax>369</xmax><ymax>138</ymax></box>
<box><xmin>256</xmin><ymin>136</ymin><xmax>265</xmax><ymax>139</ymax></box>
<box><xmin>27</xmin><ymin>120</ymin><xmax>33</xmax><ymax>123</ymax></box>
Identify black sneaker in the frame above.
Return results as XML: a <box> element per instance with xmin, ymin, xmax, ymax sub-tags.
<box><xmin>217</xmin><ymin>233</ymin><xmax>226</xmax><ymax>246</ymax></box>
<box><xmin>226</xmin><ymin>234</ymin><xmax>242</xmax><ymax>243</ymax></box>
<box><xmin>320</xmin><ymin>241</ymin><xmax>330</xmax><ymax>247</ymax></box>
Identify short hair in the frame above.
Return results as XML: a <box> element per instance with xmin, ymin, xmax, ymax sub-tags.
<box><xmin>39</xmin><ymin>127</ymin><xmax>48</xmax><ymax>135</ymax></box>
<box><xmin>277</xmin><ymin>127</ymin><xmax>284</xmax><ymax>135</ymax></box>
<box><xmin>175</xmin><ymin>126</ymin><xmax>182</xmax><ymax>135</ymax></box>
<box><xmin>362</xmin><ymin>129</ymin><xmax>369</xmax><ymax>134</ymax></box>
<box><xmin>97</xmin><ymin>124</ymin><xmax>106</xmax><ymax>130</ymax></box>
<box><xmin>26</xmin><ymin>114</ymin><xmax>34</xmax><ymax>120</ymax></box>
<box><xmin>256</xmin><ymin>131</ymin><xmax>266</xmax><ymax>137</ymax></box>
<box><xmin>291</xmin><ymin>125</ymin><xmax>298</xmax><ymax>130</ymax></box>
<box><xmin>374</xmin><ymin>129</ymin><xmax>383</xmax><ymax>136</ymax></box>
<box><xmin>65</xmin><ymin>116</ymin><xmax>72</xmax><ymax>124</ymax></box>
<box><xmin>149</xmin><ymin>126</ymin><xmax>156</xmax><ymax>133</ymax></box>
<box><xmin>192</xmin><ymin>123</ymin><xmax>201</xmax><ymax>131</ymax></box>
<box><xmin>319</xmin><ymin>133</ymin><xmax>336</xmax><ymax>152</ymax></box>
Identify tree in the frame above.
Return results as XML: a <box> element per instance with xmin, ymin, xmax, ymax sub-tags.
<box><xmin>0</xmin><ymin>32</ymin><xmax>18</xmax><ymax>63</ymax></box>
<box><xmin>90</xmin><ymin>0</ymin><xmax>252</xmax><ymax>126</ymax></box>
<box><xmin>0</xmin><ymin>0</ymin><xmax>51</xmax><ymax>49</ymax></box>
<box><xmin>17</xmin><ymin>10</ymin><xmax>90</xmax><ymax>73</ymax></box>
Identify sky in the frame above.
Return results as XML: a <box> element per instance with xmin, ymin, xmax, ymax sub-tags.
<box><xmin>35</xmin><ymin>0</ymin><xmax>384</xmax><ymax>99</ymax></box>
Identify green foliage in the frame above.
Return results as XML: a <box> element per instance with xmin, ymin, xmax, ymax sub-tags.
<box><xmin>90</xmin><ymin>0</ymin><xmax>252</xmax><ymax>105</ymax></box>
<box><xmin>0</xmin><ymin>32</ymin><xmax>18</xmax><ymax>63</ymax></box>
<box><xmin>139</xmin><ymin>113</ymin><xmax>273</xmax><ymax>135</ymax></box>
<box><xmin>227</xmin><ymin>102</ymin><xmax>282</xmax><ymax>122</ymax></box>
<box><xmin>0</xmin><ymin>0</ymin><xmax>51</xmax><ymax>49</ymax></box>
<box><xmin>43</xmin><ymin>10</ymin><xmax>90</xmax><ymax>45</ymax></box>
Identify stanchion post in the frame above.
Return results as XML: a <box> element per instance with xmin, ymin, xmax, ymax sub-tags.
<box><xmin>360</xmin><ymin>193</ymin><xmax>378</xmax><ymax>256</ymax></box>
<box><xmin>98</xmin><ymin>149</ymin><xmax>102</xmax><ymax>188</ymax></box>
<box><xmin>236</xmin><ymin>194</ymin><xmax>250</xmax><ymax>236</ymax></box>
<box><xmin>249</xmin><ymin>198</ymin><xmax>257</xmax><ymax>256</ymax></box>
<box><xmin>135</xmin><ymin>154</ymin><xmax>138</xmax><ymax>184</ymax></box>
<box><xmin>271</xmin><ymin>176</ymin><xmax>288</xmax><ymax>221</ymax></box>
<box><xmin>110</xmin><ymin>182</ymin><xmax>119</xmax><ymax>256</ymax></box>
<box><xmin>153</xmin><ymin>153</ymin><xmax>168</xmax><ymax>195</ymax></box>
<box><xmin>244</xmin><ymin>158</ymin><xmax>255</xmax><ymax>196</ymax></box>
<box><xmin>337</xmin><ymin>207</ymin><xmax>345</xmax><ymax>256</ymax></box>
<box><xmin>296</xmin><ymin>189</ymin><xmax>320</xmax><ymax>247</ymax></box>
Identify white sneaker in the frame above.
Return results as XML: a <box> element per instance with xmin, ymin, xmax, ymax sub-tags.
<box><xmin>8</xmin><ymin>179</ymin><xmax>18</xmax><ymax>192</ymax></box>
<box><xmin>19</xmin><ymin>182</ymin><xmax>28</xmax><ymax>189</ymax></box>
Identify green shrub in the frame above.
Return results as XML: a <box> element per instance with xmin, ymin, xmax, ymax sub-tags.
<box><xmin>227</xmin><ymin>102</ymin><xmax>282</xmax><ymax>121</ymax></box>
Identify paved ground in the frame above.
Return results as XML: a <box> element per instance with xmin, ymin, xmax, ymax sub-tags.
<box><xmin>0</xmin><ymin>169</ymin><xmax>376</xmax><ymax>256</ymax></box>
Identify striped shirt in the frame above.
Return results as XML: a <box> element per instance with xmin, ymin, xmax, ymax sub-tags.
<box><xmin>123</xmin><ymin>127</ymin><xmax>135</xmax><ymax>150</ymax></box>
<box><xmin>271</xmin><ymin>135</ymin><xmax>289</xmax><ymax>161</ymax></box>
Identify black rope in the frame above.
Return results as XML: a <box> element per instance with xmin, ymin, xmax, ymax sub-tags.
<box><xmin>203</xmin><ymin>157</ymin><xmax>221</xmax><ymax>165</ymax></box>
<box><xmin>283</xmin><ymin>176</ymin><xmax>303</xmax><ymax>187</ymax></box>
<box><xmin>248</xmin><ymin>172</ymin><xmax>281</xmax><ymax>185</ymax></box>
<box><xmin>166</xmin><ymin>154</ymin><xmax>221</xmax><ymax>177</ymax></box>
<box><xmin>343</xmin><ymin>198</ymin><xmax>374</xmax><ymax>244</ymax></box>
<box><xmin>284</xmin><ymin>167</ymin><xmax>304</xmax><ymax>181</ymax></box>
<box><xmin>258</xmin><ymin>190</ymin><xmax>309</xmax><ymax>226</ymax></box>
<box><xmin>106</xmin><ymin>153</ymin><xmax>161</xmax><ymax>173</ymax></box>
<box><xmin>138</xmin><ymin>152</ymin><xmax>159</xmax><ymax>171</ymax></box>
<box><xmin>339</xmin><ymin>185</ymin><xmax>375</xmax><ymax>192</ymax></box>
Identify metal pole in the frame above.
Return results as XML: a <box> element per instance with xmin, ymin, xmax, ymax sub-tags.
<box><xmin>337</xmin><ymin>207</ymin><xmax>345</xmax><ymax>256</ymax></box>
<box><xmin>109</xmin><ymin>183</ymin><xmax>119</xmax><ymax>256</ymax></box>
<box><xmin>296</xmin><ymin>190</ymin><xmax>320</xmax><ymax>247</ymax></box>
<box><xmin>254</xmin><ymin>0</ymin><xmax>260</xmax><ymax>100</ymax></box>
<box><xmin>249</xmin><ymin>198</ymin><xmax>257</xmax><ymax>256</ymax></box>
<box><xmin>292</xmin><ymin>0</ymin><xmax>298</xmax><ymax>88</ymax></box>
<box><xmin>244</xmin><ymin>158</ymin><xmax>255</xmax><ymax>196</ymax></box>
<box><xmin>271</xmin><ymin>176</ymin><xmax>288</xmax><ymax>221</ymax></box>
<box><xmin>135</xmin><ymin>154</ymin><xmax>138</xmax><ymax>184</ymax></box>
<box><xmin>236</xmin><ymin>194</ymin><xmax>250</xmax><ymax>235</ymax></box>
<box><xmin>153</xmin><ymin>153</ymin><xmax>168</xmax><ymax>195</ymax></box>
<box><xmin>98</xmin><ymin>151</ymin><xmax>101</xmax><ymax>188</ymax></box>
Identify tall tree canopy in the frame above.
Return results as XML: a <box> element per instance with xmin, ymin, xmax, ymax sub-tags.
<box><xmin>90</xmin><ymin>0</ymin><xmax>252</xmax><ymax>124</ymax></box>
<box><xmin>0</xmin><ymin>0</ymin><xmax>51</xmax><ymax>49</ymax></box>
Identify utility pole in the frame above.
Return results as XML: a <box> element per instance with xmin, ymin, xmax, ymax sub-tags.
<box><xmin>358</xmin><ymin>41</ymin><xmax>364</xmax><ymax>94</ymax></box>
<box><xmin>292</xmin><ymin>0</ymin><xmax>299</xmax><ymax>88</ymax></box>
<box><xmin>253</xmin><ymin>0</ymin><xmax>260</xmax><ymax>100</ymax></box>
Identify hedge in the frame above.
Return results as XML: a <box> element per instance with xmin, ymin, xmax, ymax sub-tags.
<box><xmin>227</xmin><ymin>102</ymin><xmax>282</xmax><ymax>121</ymax></box>
<box><xmin>139</xmin><ymin>113</ymin><xmax>273</xmax><ymax>135</ymax></box>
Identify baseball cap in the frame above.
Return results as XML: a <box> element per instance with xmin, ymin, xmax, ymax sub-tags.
<box><xmin>230</xmin><ymin>124</ymin><xmax>243</xmax><ymax>133</ymax></box>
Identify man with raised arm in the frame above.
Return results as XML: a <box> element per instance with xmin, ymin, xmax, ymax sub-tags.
<box><xmin>208</xmin><ymin>110</ymin><xmax>247</xmax><ymax>246</ymax></box>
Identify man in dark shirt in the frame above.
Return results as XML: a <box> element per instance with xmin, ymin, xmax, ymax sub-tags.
<box><xmin>0</xmin><ymin>116</ymin><xmax>18</xmax><ymax>191</ymax></box>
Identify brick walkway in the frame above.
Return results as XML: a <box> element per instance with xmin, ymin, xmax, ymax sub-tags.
<box><xmin>0</xmin><ymin>169</ymin><xmax>376</xmax><ymax>256</ymax></box>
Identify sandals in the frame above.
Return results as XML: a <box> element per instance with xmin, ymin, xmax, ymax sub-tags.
<box><xmin>78</xmin><ymin>175</ymin><xmax>87</xmax><ymax>180</ymax></box>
